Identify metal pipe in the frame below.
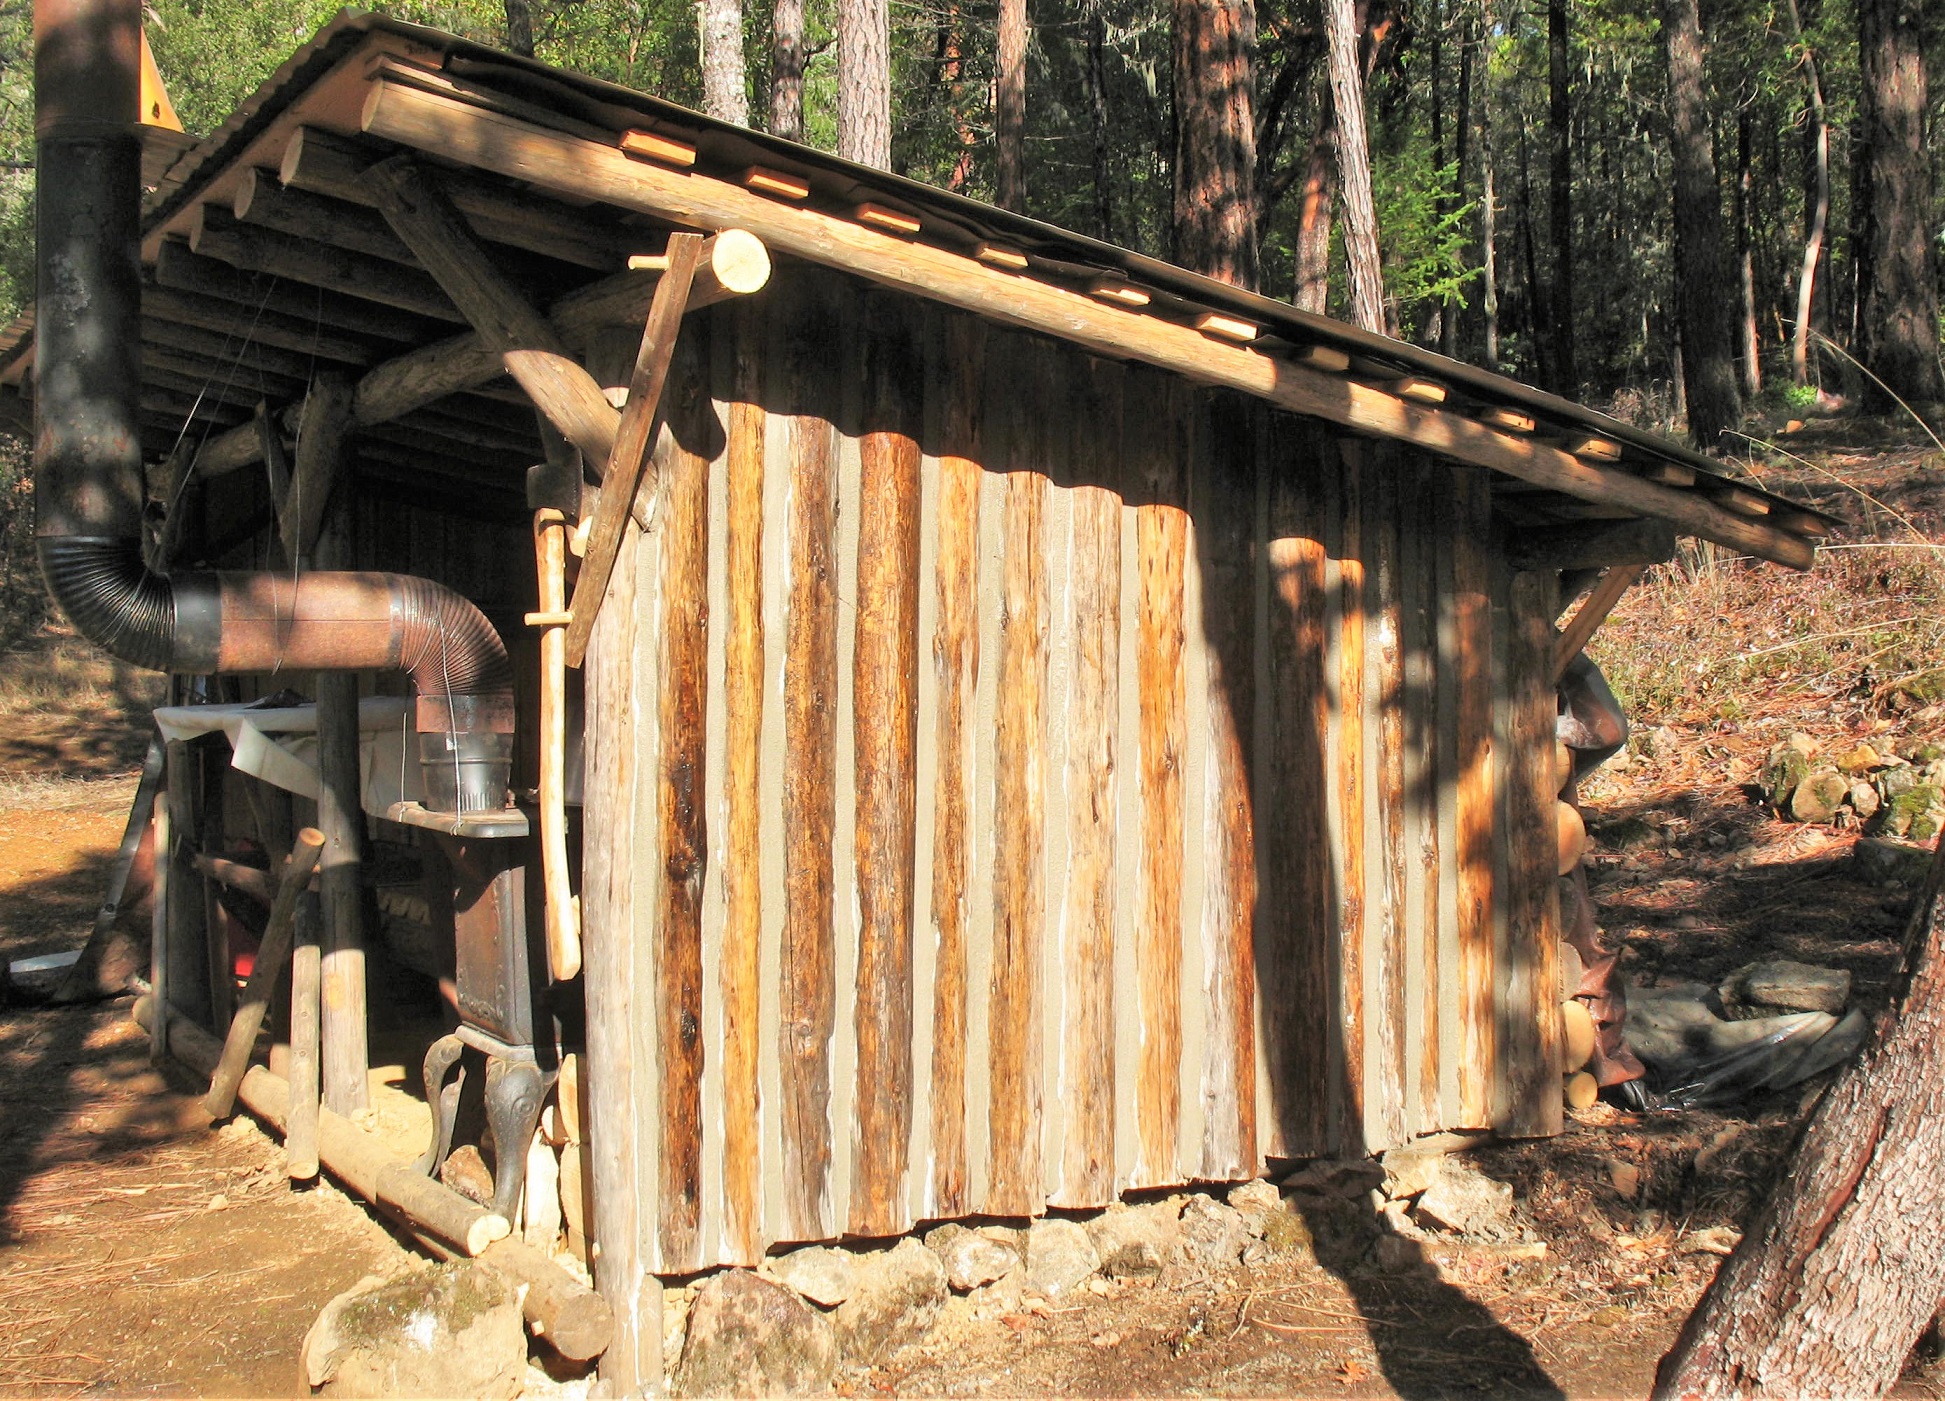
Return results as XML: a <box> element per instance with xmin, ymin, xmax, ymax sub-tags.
<box><xmin>32</xmin><ymin>0</ymin><xmax>513</xmax><ymax>812</ymax></box>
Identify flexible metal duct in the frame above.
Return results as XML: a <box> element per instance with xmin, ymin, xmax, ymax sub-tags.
<box><xmin>33</xmin><ymin>0</ymin><xmax>513</xmax><ymax>812</ymax></box>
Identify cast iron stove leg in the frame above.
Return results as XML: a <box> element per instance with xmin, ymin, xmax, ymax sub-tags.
<box><xmin>417</xmin><ymin>1032</ymin><xmax>465</xmax><ymax>1177</ymax></box>
<box><xmin>483</xmin><ymin>1055</ymin><xmax>552</xmax><ymax>1223</ymax></box>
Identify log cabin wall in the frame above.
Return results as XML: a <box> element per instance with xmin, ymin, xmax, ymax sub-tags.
<box><xmin>607</xmin><ymin>261</ymin><xmax>1561</xmax><ymax>1275</ymax></box>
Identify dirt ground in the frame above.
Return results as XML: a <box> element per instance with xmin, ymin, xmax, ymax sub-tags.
<box><xmin>4</xmin><ymin>422</ymin><xmax>1944</xmax><ymax>1397</ymax></box>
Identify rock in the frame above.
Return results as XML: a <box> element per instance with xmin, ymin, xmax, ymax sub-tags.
<box><xmin>1085</xmin><ymin>1203</ymin><xmax>1179</xmax><ymax>1279</ymax></box>
<box><xmin>1789</xmin><ymin>768</ymin><xmax>1849</xmax><ymax>823</ymax></box>
<box><xmin>1023</xmin><ymin>1218</ymin><xmax>1100</xmax><ymax>1298</ymax></box>
<box><xmin>1178</xmin><ymin>1196</ymin><xmax>1250</xmax><ymax>1267</ymax></box>
<box><xmin>924</xmin><ymin>1223</ymin><xmax>1018</xmax><ymax>1292</ymax></box>
<box><xmin>1788</xmin><ymin>732</ymin><xmax>1819</xmax><ymax>759</ymax></box>
<box><xmin>1226</xmin><ymin>1178</ymin><xmax>1283</xmax><ymax>1234</ymax></box>
<box><xmin>1850</xmin><ymin>781</ymin><xmax>1881</xmax><ymax>820</ymax></box>
<box><xmin>1379</xmin><ymin>1145</ymin><xmax>1446</xmax><ymax>1201</ymax></box>
<box><xmin>1259</xmin><ymin>1207</ymin><xmax>1314</xmax><ymax>1257</ymax></box>
<box><xmin>1762</xmin><ymin>744</ymin><xmax>1811</xmax><ymax>808</ymax></box>
<box><xmin>674</xmin><ymin>1269</ymin><xmax>836</xmax><ymax>1397</ymax></box>
<box><xmin>1283</xmin><ymin>1158</ymin><xmax>1385</xmax><ymax>1200</ymax></box>
<box><xmin>1854</xmin><ymin>836</ymin><xmax>1933</xmax><ymax>884</ymax></box>
<box><xmin>1878</xmin><ymin>763</ymin><xmax>1919</xmax><ymax>801</ymax></box>
<box><xmin>832</xmin><ymin>1238</ymin><xmax>947</xmax><ymax>1365</ymax></box>
<box><xmin>1881</xmin><ymin>784</ymin><xmax>1944</xmax><ymax>841</ymax></box>
<box><xmin>1411</xmin><ymin>1160</ymin><xmax>1518</xmax><ymax>1240</ymax></box>
<box><xmin>1836</xmin><ymin>743</ymin><xmax>1883</xmax><ymax>774</ymax></box>
<box><xmin>1723</xmin><ymin>960</ymin><xmax>1851</xmax><ymax>1016</ymax></box>
<box><xmin>967</xmin><ymin>1268</ymin><xmax>1025</xmax><ymax>1317</ymax></box>
<box><xmin>300</xmin><ymin>1263</ymin><xmax>526</xmax><ymax>1399</ymax></box>
<box><xmin>764</xmin><ymin>1244</ymin><xmax>856</xmax><ymax>1306</ymax></box>
<box><xmin>1608</xmin><ymin>1160</ymin><xmax>1641</xmax><ymax>1200</ymax></box>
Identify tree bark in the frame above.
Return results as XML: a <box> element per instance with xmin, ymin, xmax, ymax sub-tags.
<box><xmin>1322</xmin><ymin>0</ymin><xmax>1379</xmax><ymax>327</ymax></box>
<box><xmin>1444</xmin><ymin>11</ymin><xmax>1472</xmax><ymax>359</ymax></box>
<box><xmin>1480</xmin><ymin>58</ymin><xmax>1499</xmax><ymax>369</ymax></box>
<box><xmin>1292</xmin><ymin>118</ymin><xmax>1335</xmax><ymax>312</ymax></box>
<box><xmin>1087</xmin><ymin>2</ymin><xmax>1113</xmax><ymax>240</ymax></box>
<box><xmin>1546</xmin><ymin>0</ymin><xmax>1575</xmax><ymax>393</ymax></box>
<box><xmin>503</xmin><ymin>0</ymin><xmax>534</xmax><ymax>57</ymax></box>
<box><xmin>1735</xmin><ymin>109</ymin><xmax>1760</xmax><ymax>397</ymax></box>
<box><xmin>1659</xmin><ymin>0</ymin><xmax>1742</xmax><ymax>448</ymax></box>
<box><xmin>996</xmin><ymin>0</ymin><xmax>1027</xmax><ymax>209</ymax></box>
<box><xmin>1516</xmin><ymin>117</ymin><xmax>1549</xmax><ymax>387</ymax></box>
<box><xmin>771</xmin><ymin>0</ymin><xmax>806</xmax><ymax>140</ymax></box>
<box><xmin>1655</xmin><ymin>837</ymin><xmax>1945</xmax><ymax>1397</ymax></box>
<box><xmin>1172</xmin><ymin>0</ymin><xmax>1258</xmax><ymax>289</ymax></box>
<box><xmin>1854</xmin><ymin>0</ymin><xmax>1944</xmax><ymax>408</ymax></box>
<box><xmin>1785</xmin><ymin>0</ymin><xmax>1829</xmax><ymax>386</ymax></box>
<box><xmin>702</xmin><ymin>0</ymin><xmax>750</xmax><ymax>125</ymax></box>
<box><xmin>838</xmin><ymin>0</ymin><xmax>892</xmax><ymax>169</ymax></box>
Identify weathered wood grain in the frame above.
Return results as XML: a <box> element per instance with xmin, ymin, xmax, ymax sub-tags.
<box><xmin>926</xmin><ymin>313</ymin><xmax>984</xmax><ymax>1219</ymax></box>
<box><xmin>1453</xmin><ymin>467</ymin><xmax>1497</xmax><ymax>1129</ymax></box>
<box><xmin>986</xmin><ymin>338</ymin><xmax>1050</xmax><ymax>1218</ymax></box>
<box><xmin>1368</xmin><ymin>455</ymin><xmax>1408</xmax><ymax>1150</ymax></box>
<box><xmin>1132</xmin><ymin>370</ymin><xmax>1188</xmax><ymax>1188</ymax></box>
<box><xmin>1403</xmin><ymin>460</ymin><xmax>1445</xmax><ymax>1133</ymax></box>
<box><xmin>1496</xmin><ymin>567</ymin><xmax>1565</xmax><ymax>1138</ymax></box>
<box><xmin>776</xmin><ymin>281</ymin><xmax>841</xmax><ymax>1241</ymax></box>
<box><xmin>654</xmin><ymin>327</ymin><xmax>714</xmax><ymax>1272</ymax></box>
<box><xmin>720</xmin><ymin>299</ymin><xmax>766</xmax><ymax>1266</ymax></box>
<box><xmin>848</xmin><ymin>294</ymin><xmax>925</xmax><ymax>1237</ymax></box>
<box><xmin>1193</xmin><ymin>392</ymin><xmax>1260</xmax><ymax>1181</ymax></box>
<box><xmin>1333</xmin><ymin>443</ymin><xmax>1369</xmax><ymax>1153</ymax></box>
<box><xmin>1260</xmin><ymin>419</ymin><xmax>1336</xmax><ymax>1159</ymax></box>
<box><xmin>1056</xmin><ymin>356</ymin><xmax>1124</xmax><ymax>1207</ymax></box>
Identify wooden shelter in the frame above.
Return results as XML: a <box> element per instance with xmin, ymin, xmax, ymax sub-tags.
<box><xmin>4</xmin><ymin>11</ymin><xmax>1837</xmax><ymax>1382</ymax></box>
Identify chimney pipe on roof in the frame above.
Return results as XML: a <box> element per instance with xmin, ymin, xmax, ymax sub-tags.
<box><xmin>32</xmin><ymin>0</ymin><xmax>516</xmax><ymax>812</ymax></box>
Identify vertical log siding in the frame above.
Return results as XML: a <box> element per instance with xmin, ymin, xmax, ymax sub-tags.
<box><xmin>607</xmin><ymin>267</ymin><xmax>1552</xmax><ymax>1269</ymax></box>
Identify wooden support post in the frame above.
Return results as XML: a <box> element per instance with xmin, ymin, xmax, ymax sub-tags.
<box><xmin>288</xmin><ymin>889</ymin><xmax>322</xmax><ymax>1180</ymax></box>
<box><xmin>284</xmin><ymin>372</ymin><xmax>354</xmax><ymax>567</ymax></box>
<box><xmin>55</xmin><ymin>731</ymin><xmax>165</xmax><ymax>1004</ymax></box>
<box><xmin>562</xmin><ymin>233</ymin><xmax>702</xmax><ymax>668</ymax></box>
<box><xmin>204</xmin><ymin>828</ymin><xmax>326</xmax><ymax>1118</ymax></box>
<box><xmin>530</xmin><ymin>509</ymin><xmax>580</xmax><ymax>981</ymax></box>
<box><xmin>1553</xmin><ymin>563</ymin><xmax>1647</xmax><ymax>681</ymax></box>
<box><xmin>162</xmin><ymin>738</ymin><xmax>213</xmax><ymax>1031</ymax></box>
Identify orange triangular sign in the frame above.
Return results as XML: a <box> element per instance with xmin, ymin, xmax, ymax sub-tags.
<box><xmin>139</xmin><ymin>31</ymin><xmax>183</xmax><ymax>131</ymax></box>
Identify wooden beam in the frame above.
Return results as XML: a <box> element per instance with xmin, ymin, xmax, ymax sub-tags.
<box><xmin>1506</xmin><ymin>518</ymin><xmax>1676</xmax><ymax>572</ymax></box>
<box><xmin>253</xmin><ymin>401</ymin><xmax>293</xmax><ymax>540</ymax></box>
<box><xmin>189</xmin><ymin>206</ymin><xmax>464</xmax><ymax>323</ymax></box>
<box><xmin>284</xmin><ymin>372</ymin><xmax>354</xmax><ymax>566</ymax></box>
<box><xmin>155</xmin><ymin>240</ymin><xmax>429</xmax><ymax>343</ymax></box>
<box><xmin>561</xmin><ymin>233</ymin><xmax>702</xmax><ymax>669</ymax></box>
<box><xmin>280</xmin><ymin>127</ymin><xmax>625</xmax><ymax>271</ymax></box>
<box><xmin>1552</xmin><ymin>563</ymin><xmax>1647</xmax><ymax>680</ymax></box>
<box><xmin>359</xmin><ymin>77</ymin><xmax>1819</xmax><ymax>571</ymax></box>
<box><xmin>231</xmin><ymin>171</ymin><xmax>419</xmax><ymax>266</ymax></box>
<box><xmin>143</xmin><ymin>283</ymin><xmax>380</xmax><ymax>365</ymax></box>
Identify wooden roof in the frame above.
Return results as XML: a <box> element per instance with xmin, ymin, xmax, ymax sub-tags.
<box><xmin>0</xmin><ymin>10</ymin><xmax>1836</xmax><ymax>568</ymax></box>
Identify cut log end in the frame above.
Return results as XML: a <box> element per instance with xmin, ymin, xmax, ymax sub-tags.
<box><xmin>1564</xmin><ymin>1069</ymin><xmax>1599</xmax><ymax>1110</ymax></box>
<box><xmin>708</xmin><ymin>228</ymin><xmax>772</xmax><ymax>296</ymax></box>
<box><xmin>467</xmin><ymin>1212</ymin><xmax>513</xmax><ymax>1256</ymax></box>
<box><xmin>1561</xmin><ymin>1000</ymin><xmax>1596</xmax><ymax>1072</ymax></box>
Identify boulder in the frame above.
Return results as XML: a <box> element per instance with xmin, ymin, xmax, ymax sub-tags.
<box><xmin>300</xmin><ymin>1263</ymin><xmax>526</xmax><ymax>1399</ymax></box>
<box><xmin>1881</xmin><ymin>784</ymin><xmax>1945</xmax><ymax>841</ymax></box>
<box><xmin>1410</xmin><ymin>1160</ymin><xmax>1519</xmax><ymax>1241</ymax></box>
<box><xmin>1854</xmin><ymin>836</ymin><xmax>1934</xmax><ymax>885</ymax></box>
<box><xmin>1762</xmin><ymin>744</ymin><xmax>1810</xmax><ymax>807</ymax></box>
<box><xmin>1722</xmin><ymin>960</ymin><xmax>1851</xmax><ymax>1016</ymax></box>
<box><xmin>923</xmin><ymin>1223</ymin><xmax>1017</xmax><ymax>1292</ymax></box>
<box><xmin>1024</xmin><ymin>1218</ymin><xmax>1101</xmax><ymax>1298</ymax></box>
<box><xmin>1789</xmin><ymin>768</ymin><xmax>1850</xmax><ymax>824</ymax></box>
<box><xmin>764</xmin><ymin>1245</ymin><xmax>856</xmax><ymax>1306</ymax></box>
<box><xmin>1379</xmin><ymin>1145</ymin><xmax>1445</xmax><ymax>1201</ymax></box>
<box><xmin>1085</xmin><ymin>1203</ymin><xmax>1180</xmax><ymax>1279</ymax></box>
<box><xmin>673</xmin><ymin>1269</ymin><xmax>836</xmax><ymax>1397</ymax></box>
<box><xmin>1836</xmin><ymin>743</ymin><xmax>1883</xmax><ymax>775</ymax></box>
<box><xmin>832</xmin><ymin>1239</ymin><xmax>947</xmax><ymax>1366</ymax></box>
<box><xmin>1226</xmin><ymin>1179</ymin><xmax>1283</xmax><ymax>1235</ymax></box>
<box><xmin>1850</xmin><ymin>781</ymin><xmax>1881</xmax><ymax>820</ymax></box>
<box><xmin>1178</xmin><ymin>1196</ymin><xmax>1250</xmax><ymax>1268</ymax></box>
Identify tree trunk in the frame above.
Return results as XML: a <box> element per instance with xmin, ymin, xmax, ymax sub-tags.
<box><xmin>1444</xmin><ymin>12</ymin><xmax>1472</xmax><ymax>359</ymax></box>
<box><xmin>503</xmin><ymin>0</ymin><xmax>535</xmax><ymax>56</ymax></box>
<box><xmin>1736</xmin><ymin>109</ymin><xmax>1761</xmax><ymax>397</ymax></box>
<box><xmin>1655</xmin><ymin>838</ymin><xmax>1945</xmax><ymax>1397</ymax></box>
<box><xmin>771</xmin><ymin>0</ymin><xmax>806</xmax><ymax>139</ymax></box>
<box><xmin>702</xmin><ymin>0</ymin><xmax>750</xmax><ymax>125</ymax></box>
<box><xmin>1516</xmin><ymin>117</ymin><xmax>1549</xmax><ymax>387</ymax></box>
<box><xmin>1659</xmin><ymin>0</ymin><xmax>1741</xmax><ymax>449</ymax></box>
<box><xmin>1292</xmin><ymin>113</ymin><xmax>1335</xmax><ymax>312</ymax></box>
<box><xmin>1087</xmin><ymin>2</ymin><xmax>1113</xmax><ymax>240</ymax></box>
<box><xmin>1480</xmin><ymin>64</ymin><xmax>1499</xmax><ymax>369</ymax></box>
<box><xmin>996</xmin><ymin>0</ymin><xmax>1027</xmax><ymax>209</ymax></box>
<box><xmin>1854</xmin><ymin>0</ymin><xmax>1944</xmax><ymax>408</ymax></box>
<box><xmin>1786</xmin><ymin>0</ymin><xmax>1829</xmax><ymax>387</ymax></box>
<box><xmin>1546</xmin><ymin>0</ymin><xmax>1575</xmax><ymax>394</ymax></box>
<box><xmin>838</xmin><ymin>0</ymin><xmax>892</xmax><ymax>168</ymax></box>
<box><xmin>1172</xmin><ymin>0</ymin><xmax>1258</xmax><ymax>289</ymax></box>
<box><xmin>1322</xmin><ymin>0</ymin><xmax>1379</xmax><ymax>326</ymax></box>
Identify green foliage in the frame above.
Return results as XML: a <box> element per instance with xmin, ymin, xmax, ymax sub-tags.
<box><xmin>1369</xmin><ymin>149</ymin><xmax>1476</xmax><ymax>334</ymax></box>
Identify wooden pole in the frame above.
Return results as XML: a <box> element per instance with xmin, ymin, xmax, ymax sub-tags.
<box><xmin>357</xmin><ymin>75</ymin><xmax>1820</xmax><ymax>570</ymax></box>
<box><xmin>204</xmin><ymin>828</ymin><xmax>326</xmax><ymax>1119</ymax></box>
<box><xmin>288</xmin><ymin>889</ymin><xmax>323</xmax><ymax>1181</ymax></box>
<box><xmin>55</xmin><ymin>731</ymin><xmax>165</xmax><ymax>1004</ymax></box>
<box><xmin>529</xmin><ymin>510</ymin><xmax>580</xmax><ymax>981</ymax></box>
<box><xmin>163</xmin><ymin>738</ymin><xmax>213</xmax><ymax>1030</ymax></box>
<box><xmin>1552</xmin><ymin>562</ymin><xmax>1646</xmax><ymax>680</ymax></box>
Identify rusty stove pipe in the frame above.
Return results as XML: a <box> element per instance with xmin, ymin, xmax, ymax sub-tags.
<box><xmin>32</xmin><ymin>0</ymin><xmax>513</xmax><ymax>811</ymax></box>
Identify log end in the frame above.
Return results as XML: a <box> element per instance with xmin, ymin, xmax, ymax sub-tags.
<box><xmin>710</xmin><ymin>228</ymin><xmax>771</xmax><ymax>296</ymax></box>
<box><xmin>466</xmin><ymin>1212</ymin><xmax>513</xmax><ymax>1256</ymax></box>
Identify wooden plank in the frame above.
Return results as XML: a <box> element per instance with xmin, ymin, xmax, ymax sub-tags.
<box><xmin>719</xmin><ymin>299</ymin><xmax>766</xmax><ymax>1266</ymax></box>
<box><xmin>1260</xmin><ymin>420</ymin><xmax>1335</xmax><ymax>1159</ymax></box>
<box><xmin>1333</xmin><ymin>443</ymin><xmax>1369</xmax><ymax>1153</ymax></box>
<box><xmin>775</xmin><ymin>281</ymin><xmax>841</xmax><ymax>1241</ymax></box>
<box><xmin>1055</xmin><ymin>358</ymin><xmax>1123</xmax><ymax>1207</ymax></box>
<box><xmin>1496</xmin><ymin>568</ymin><xmax>1565</xmax><ymax>1138</ymax></box>
<box><xmin>1368</xmin><ymin>453</ymin><xmax>1409</xmax><ymax>1150</ymax></box>
<box><xmin>985</xmin><ymin>340</ymin><xmax>1050</xmax><ymax>1217</ymax></box>
<box><xmin>847</xmin><ymin>294</ymin><xmax>925</xmax><ymax>1237</ymax></box>
<box><xmin>926</xmin><ymin>313</ymin><xmax>984</xmax><ymax>1219</ymax></box>
<box><xmin>1402</xmin><ymin>459</ymin><xmax>1443</xmax><ymax>1134</ymax></box>
<box><xmin>1131</xmin><ymin>370</ymin><xmax>1188</xmax><ymax>1188</ymax></box>
<box><xmin>359</xmin><ymin>78</ymin><xmax>1819</xmax><ymax>571</ymax></box>
<box><xmin>1453</xmin><ymin>468</ymin><xmax>1496</xmax><ymax>1129</ymax></box>
<box><xmin>653</xmin><ymin>328</ymin><xmax>713</xmax><ymax>1272</ymax></box>
<box><xmin>1553</xmin><ymin>563</ymin><xmax>1646</xmax><ymax>680</ymax></box>
<box><xmin>1506</xmin><ymin>518</ymin><xmax>1676</xmax><ymax>572</ymax></box>
<box><xmin>1192</xmin><ymin>392</ymin><xmax>1258</xmax><ymax>1181</ymax></box>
